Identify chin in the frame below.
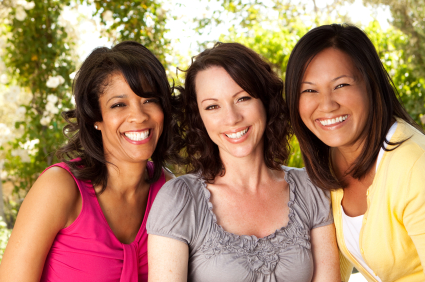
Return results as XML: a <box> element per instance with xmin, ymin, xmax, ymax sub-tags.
<box><xmin>228</xmin><ymin>148</ymin><xmax>255</xmax><ymax>158</ymax></box>
<box><xmin>320</xmin><ymin>139</ymin><xmax>348</xmax><ymax>148</ymax></box>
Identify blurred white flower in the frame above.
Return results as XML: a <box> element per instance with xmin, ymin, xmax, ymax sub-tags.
<box><xmin>4</xmin><ymin>86</ymin><xmax>20</xmax><ymax>103</ymax></box>
<box><xmin>57</xmin><ymin>75</ymin><xmax>65</xmax><ymax>84</ymax></box>
<box><xmin>69</xmin><ymin>71</ymin><xmax>77</xmax><ymax>79</ymax></box>
<box><xmin>0</xmin><ymin>74</ymin><xmax>8</xmax><ymax>84</ymax></box>
<box><xmin>23</xmin><ymin>1</ymin><xmax>35</xmax><ymax>10</ymax></box>
<box><xmin>17</xmin><ymin>89</ymin><xmax>33</xmax><ymax>105</ymax></box>
<box><xmin>46</xmin><ymin>76</ymin><xmax>60</xmax><ymax>88</ymax></box>
<box><xmin>0</xmin><ymin>123</ymin><xmax>11</xmax><ymax>146</ymax></box>
<box><xmin>40</xmin><ymin>115</ymin><xmax>51</xmax><ymax>126</ymax></box>
<box><xmin>20</xmin><ymin>139</ymin><xmax>39</xmax><ymax>156</ymax></box>
<box><xmin>46</xmin><ymin>102</ymin><xmax>59</xmax><ymax>114</ymax></box>
<box><xmin>47</xmin><ymin>94</ymin><xmax>58</xmax><ymax>104</ymax></box>
<box><xmin>165</xmin><ymin>54</ymin><xmax>173</xmax><ymax>63</ymax></box>
<box><xmin>15</xmin><ymin>6</ymin><xmax>27</xmax><ymax>21</ymax></box>
<box><xmin>9</xmin><ymin>86</ymin><xmax>20</xmax><ymax>96</ymax></box>
<box><xmin>11</xmin><ymin>149</ymin><xmax>30</xmax><ymax>162</ymax></box>
<box><xmin>9</xmin><ymin>0</ymin><xmax>18</xmax><ymax>7</ymax></box>
<box><xmin>206</xmin><ymin>42</ymin><xmax>215</xmax><ymax>49</ymax></box>
<box><xmin>46</xmin><ymin>75</ymin><xmax>65</xmax><ymax>88</ymax></box>
<box><xmin>103</xmin><ymin>10</ymin><xmax>114</xmax><ymax>22</ymax></box>
<box><xmin>15</xmin><ymin>106</ymin><xmax>26</xmax><ymax>121</ymax></box>
<box><xmin>157</xmin><ymin>8</ymin><xmax>165</xmax><ymax>18</ymax></box>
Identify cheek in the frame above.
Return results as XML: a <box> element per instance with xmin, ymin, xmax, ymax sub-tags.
<box><xmin>199</xmin><ymin>113</ymin><xmax>215</xmax><ymax>135</ymax></box>
<box><xmin>99</xmin><ymin>113</ymin><xmax>118</xmax><ymax>133</ymax></box>
<box><xmin>298</xmin><ymin>97</ymin><xmax>312</xmax><ymax>123</ymax></box>
<box><xmin>154</xmin><ymin>110</ymin><xmax>165</xmax><ymax>134</ymax></box>
<box><xmin>256</xmin><ymin>103</ymin><xmax>267</xmax><ymax>131</ymax></box>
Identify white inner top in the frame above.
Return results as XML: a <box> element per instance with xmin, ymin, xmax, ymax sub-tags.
<box><xmin>341</xmin><ymin>121</ymin><xmax>398</xmax><ymax>281</ymax></box>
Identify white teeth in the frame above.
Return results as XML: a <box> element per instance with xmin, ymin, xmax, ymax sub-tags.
<box><xmin>125</xmin><ymin>130</ymin><xmax>150</xmax><ymax>141</ymax></box>
<box><xmin>225</xmin><ymin>128</ymin><xmax>249</xmax><ymax>139</ymax></box>
<box><xmin>319</xmin><ymin>115</ymin><xmax>348</xmax><ymax>126</ymax></box>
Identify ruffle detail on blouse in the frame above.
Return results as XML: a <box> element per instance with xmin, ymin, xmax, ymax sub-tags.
<box><xmin>199</xmin><ymin>171</ymin><xmax>311</xmax><ymax>275</ymax></box>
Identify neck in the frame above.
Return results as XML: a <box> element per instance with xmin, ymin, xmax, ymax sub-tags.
<box><xmin>331</xmin><ymin>137</ymin><xmax>367</xmax><ymax>176</ymax></box>
<box><xmin>215</xmin><ymin>144</ymin><xmax>280</xmax><ymax>192</ymax></box>
<box><xmin>102</xmin><ymin>159</ymin><xmax>149</xmax><ymax>198</ymax></box>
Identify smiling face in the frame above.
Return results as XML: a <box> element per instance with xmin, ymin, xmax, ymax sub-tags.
<box><xmin>195</xmin><ymin>66</ymin><xmax>267</xmax><ymax>160</ymax></box>
<box><xmin>96</xmin><ymin>73</ymin><xmax>164</xmax><ymax>164</ymax></box>
<box><xmin>298</xmin><ymin>47</ymin><xmax>370</xmax><ymax>151</ymax></box>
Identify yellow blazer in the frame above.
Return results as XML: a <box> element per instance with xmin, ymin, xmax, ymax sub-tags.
<box><xmin>331</xmin><ymin>119</ymin><xmax>425</xmax><ymax>282</ymax></box>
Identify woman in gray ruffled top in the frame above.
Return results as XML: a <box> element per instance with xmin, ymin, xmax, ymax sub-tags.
<box><xmin>147</xmin><ymin>42</ymin><xmax>340</xmax><ymax>281</ymax></box>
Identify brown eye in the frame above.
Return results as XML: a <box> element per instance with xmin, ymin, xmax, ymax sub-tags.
<box><xmin>206</xmin><ymin>105</ymin><xmax>219</xmax><ymax>110</ymax></box>
<box><xmin>335</xmin><ymin>84</ymin><xmax>349</xmax><ymax>89</ymax></box>
<box><xmin>144</xmin><ymin>98</ymin><xmax>160</xmax><ymax>104</ymax></box>
<box><xmin>111</xmin><ymin>103</ymin><xmax>126</xmax><ymax>109</ymax></box>
<box><xmin>237</xmin><ymin>96</ymin><xmax>251</xmax><ymax>102</ymax></box>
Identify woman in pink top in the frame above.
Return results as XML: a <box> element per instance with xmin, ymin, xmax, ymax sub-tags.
<box><xmin>0</xmin><ymin>41</ymin><xmax>176</xmax><ymax>281</ymax></box>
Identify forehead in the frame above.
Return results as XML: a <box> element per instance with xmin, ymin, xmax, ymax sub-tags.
<box><xmin>101</xmin><ymin>72</ymin><xmax>152</xmax><ymax>96</ymax></box>
<box><xmin>303</xmin><ymin>48</ymin><xmax>359</xmax><ymax>79</ymax></box>
<box><xmin>195</xmin><ymin>66</ymin><xmax>243</xmax><ymax>98</ymax></box>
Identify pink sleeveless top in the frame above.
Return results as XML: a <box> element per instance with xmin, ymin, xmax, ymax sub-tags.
<box><xmin>40</xmin><ymin>161</ymin><xmax>165</xmax><ymax>282</ymax></box>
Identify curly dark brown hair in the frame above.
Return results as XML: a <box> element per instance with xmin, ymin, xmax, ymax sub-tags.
<box><xmin>172</xmin><ymin>42</ymin><xmax>292</xmax><ymax>182</ymax></box>
<box><xmin>56</xmin><ymin>41</ymin><xmax>178</xmax><ymax>193</ymax></box>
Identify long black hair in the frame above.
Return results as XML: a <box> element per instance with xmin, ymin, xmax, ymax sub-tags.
<box><xmin>285</xmin><ymin>23</ymin><xmax>420</xmax><ymax>190</ymax></box>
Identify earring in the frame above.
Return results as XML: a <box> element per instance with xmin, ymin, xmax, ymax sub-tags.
<box><xmin>94</xmin><ymin>124</ymin><xmax>98</xmax><ymax>130</ymax></box>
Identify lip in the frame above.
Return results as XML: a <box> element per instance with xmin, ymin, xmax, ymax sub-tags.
<box><xmin>316</xmin><ymin>115</ymin><xmax>350</xmax><ymax>130</ymax></box>
<box><xmin>122</xmin><ymin>128</ymin><xmax>153</xmax><ymax>145</ymax></box>
<box><xmin>222</xmin><ymin>126</ymin><xmax>251</xmax><ymax>143</ymax></box>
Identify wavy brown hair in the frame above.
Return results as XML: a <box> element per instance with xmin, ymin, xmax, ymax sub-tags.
<box><xmin>172</xmin><ymin>42</ymin><xmax>291</xmax><ymax>182</ymax></box>
<box><xmin>56</xmin><ymin>41</ymin><xmax>178</xmax><ymax>193</ymax></box>
<box><xmin>285</xmin><ymin>24</ymin><xmax>421</xmax><ymax>190</ymax></box>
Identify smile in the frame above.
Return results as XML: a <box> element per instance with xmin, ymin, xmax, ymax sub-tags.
<box><xmin>318</xmin><ymin>115</ymin><xmax>348</xmax><ymax>126</ymax></box>
<box><xmin>124</xmin><ymin>130</ymin><xmax>150</xmax><ymax>141</ymax></box>
<box><xmin>225</xmin><ymin>127</ymin><xmax>249</xmax><ymax>139</ymax></box>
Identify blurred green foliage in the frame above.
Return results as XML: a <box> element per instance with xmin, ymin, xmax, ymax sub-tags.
<box><xmin>364</xmin><ymin>0</ymin><xmax>425</xmax><ymax>79</ymax></box>
<box><xmin>85</xmin><ymin>0</ymin><xmax>171</xmax><ymax>63</ymax></box>
<box><xmin>1</xmin><ymin>0</ymin><xmax>75</xmax><ymax>200</ymax></box>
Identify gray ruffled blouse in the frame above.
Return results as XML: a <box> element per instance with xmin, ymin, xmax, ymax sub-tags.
<box><xmin>147</xmin><ymin>166</ymin><xmax>333</xmax><ymax>282</ymax></box>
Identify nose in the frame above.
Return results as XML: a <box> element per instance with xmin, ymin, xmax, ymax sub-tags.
<box><xmin>223</xmin><ymin>104</ymin><xmax>242</xmax><ymax>126</ymax></box>
<box><xmin>127</xmin><ymin>103</ymin><xmax>149</xmax><ymax>124</ymax></box>
<box><xmin>318</xmin><ymin>91</ymin><xmax>339</xmax><ymax>113</ymax></box>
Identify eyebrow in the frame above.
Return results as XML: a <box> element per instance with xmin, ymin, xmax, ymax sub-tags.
<box><xmin>106</xmin><ymin>91</ymin><xmax>156</xmax><ymax>104</ymax></box>
<box><xmin>201</xmin><ymin>89</ymin><xmax>245</xmax><ymax>103</ymax></box>
<box><xmin>301</xmin><ymin>75</ymin><xmax>353</xmax><ymax>85</ymax></box>
<box><xmin>107</xmin><ymin>94</ymin><xmax>127</xmax><ymax>104</ymax></box>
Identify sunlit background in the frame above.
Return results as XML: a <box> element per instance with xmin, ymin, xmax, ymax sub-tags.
<box><xmin>1</xmin><ymin>1</ymin><xmax>424</xmax><ymax>280</ymax></box>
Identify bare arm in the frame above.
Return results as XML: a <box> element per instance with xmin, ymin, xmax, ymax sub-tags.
<box><xmin>148</xmin><ymin>234</ymin><xmax>189</xmax><ymax>282</ymax></box>
<box><xmin>0</xmin><ymin>167</ymin><xmax>81</xmax><ymax>281</ymax></box>
<box><xmin>311</xmin><ymin>224</ymin><xmax>340</xmax><ymax>282</ymax></box>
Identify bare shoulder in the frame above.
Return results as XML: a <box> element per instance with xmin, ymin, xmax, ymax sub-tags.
<box><xmin>26</xmin><ymin>165</ymin><xmax>81</xmax><ymax>227</ymax></box>
<box><xmin>34</xmin><ymin>166</ymin><xmax>79</xmax><ymax>200</ymax></box>
<box><xmin>0</xmin><ymin>165</ymin><xmax>82</xmax><ymax>280</ymax></box>
<box><xmin>163</xmin><ymin>167</ymin><xmax>176</xmax><ymax>182</ymax></box>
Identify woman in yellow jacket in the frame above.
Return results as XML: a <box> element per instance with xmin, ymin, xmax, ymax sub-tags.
<box><xmin>285</xmin><ymin>23</ymin><xmax>425</xmax><ymax>282</ymax></box>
